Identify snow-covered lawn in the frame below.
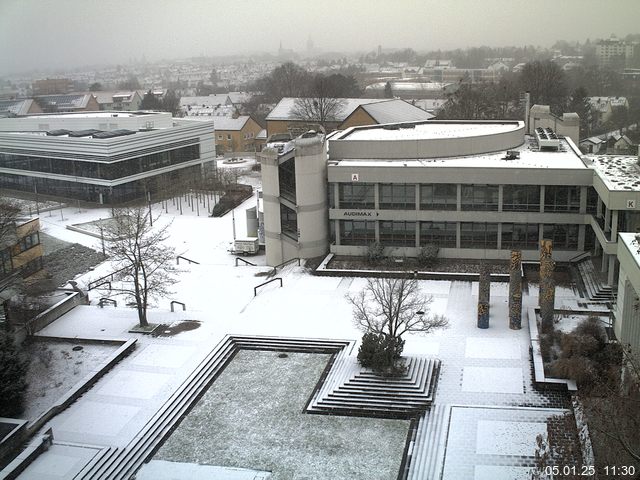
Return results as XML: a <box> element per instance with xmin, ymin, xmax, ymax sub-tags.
<box><xmin>22</xmin><ymin>339</ymin><xmax>119</xmax><ymax>420</ymax></box>
<box><xmin>155</xmin><ymin>350</ymin><xmax>410</xmax><ymax>480</ymax></box>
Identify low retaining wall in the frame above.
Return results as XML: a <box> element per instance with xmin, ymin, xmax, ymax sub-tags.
<box><xmin>528</xmin><ymin>308</ymin><xmax>578</xmax><ymax>392</ymax></box>
<box><xmin>25</xmin><ymin>291</ymin><xmax>88</xmax><ymax>336</ymax></box>
<box><xmin>0</xmin><ymin>430</ymin><xmax>52</xmax><ymax>480</ymax></box>
<box><xmin>314</xmin><ymin>253</ymin><xmax>511</xmax><ymax>282</ymax></box>
<box><xmin>0</xmin><ymin>419</ymin><xmax>27</xmax><ymax>468</ymax></box>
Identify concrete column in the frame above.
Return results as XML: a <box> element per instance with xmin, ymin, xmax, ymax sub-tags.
<box><xmin>540</xmin><ymin>185</ymin><xmax>545</xmax><ymax>213</ymax></box>
<box><xmin>611</xmin><ymin>210</ymin><xmax>619</xmax><ymax>239</ymax></box>
<box><xmin>601</xmin><ymin>253</ymin><xmax>608</xmax><ymax>273</ymax></box>
<box><xmin>456</xmin><ymin>222</ymin><xmax>461</xmax><ymax>249</ymax></box>
<box><xmin>415</xmin><ymin>222</ymin><xmax>420</xmax><ymax>248</ymax></box>
<box><xmin>375</xmin><ymin>220</ymin><xmax>380</xmax><ymax>243</ymax></box>
<box><xmin>497</xmin><ymin>223</ymin><xmax>503</xmax><ymax>250</ymax></box>
<box><xmin>579</xmin><ymin>186</ymin><xmax>588</xmax><ymax>214</ymax></box>
<box><xmin>415</xmin><ymin>184</ymin><xmax>420</xmax><ymax>212</ymax></box>
<box><xmin>456</xmin><ymin>184</ymin><xmax>462</xmax><ymax>211</ymax></box>
<box><xmin>498</xmin><ymin>185</ymin><xmax>503</xmax><ymax>213</ymax></box>
<box><xmin>333</xmin><ymin>183</ymin><xmax>339</xmax><ymax>209</ymax></box>
<box><xmin>604</xmin><ymin>207</ymin><xmax>611</xmax><ymax>233</ymax></box>
<box><xmin>374</xmin><ymin>183</ymin><xmax>380</xmax><ymax>210</ymax></box>
<box><xmin>608</xmin><ymin>255</ymin><xmax>616</xmax><ymax>286</ymax></box>
<box><xmin>597</xmin><ymin>198</ymin><xmax>603</xmax><ymax>218</ymax></box>
<box><xmin>578</xmin><ymin>224</ymin><xmax>586</xmax><ymax>251</ymax></box>
<box><xmin>334</xmin><ymin>220</ymin><xmax>341</xmax><ymax>246</ymax></box>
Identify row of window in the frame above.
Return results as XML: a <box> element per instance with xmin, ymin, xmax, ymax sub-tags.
<box><xmin>0</xmin><ymin>144</ymin><xmax>200</xmax><ymax>181</ymax></box>
<box><xmin>331</xmin><ymin>183</ymin><xmax>595</xmax><ymax>213</ymax></box>
<box><xmin>336</xmin><ymin>220</ymin><xmax>580</xmax><ymax>250</ymax></box>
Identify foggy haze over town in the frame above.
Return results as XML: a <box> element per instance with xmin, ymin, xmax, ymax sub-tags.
<box><xmin>1</xmin><ymin>0</ymin><xmax>640</xmax><ymax>73</ymax></box>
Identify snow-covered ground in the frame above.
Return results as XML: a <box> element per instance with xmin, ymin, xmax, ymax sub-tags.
<box><xmin>10</xmin><ymin>176</ymin><xmax>587</xmax><ymax>479</ymax></box>
<box><xmin>154</xmin><ymin>350</ymin><xmax>409</xmax><ymax>480</ymax></box>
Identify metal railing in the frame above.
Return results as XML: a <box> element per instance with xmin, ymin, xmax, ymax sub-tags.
<box><xmin>269</xmin><ymin>257</ymin><xmax>300</xmax><ymax>276</ymax></box>
<box><xmin>88</xmin><ymin>266</ymin><xmax>131</xmax><ymax>291</ymax></box>
<box><xmin>170</xmin><ymin>301</ymin><xmax>186</xmax><ymax>312</ymax></box>
<box><xmin>98</xmin><ymin>298</ymin><xmax>117</xmax><ymax>308</ymax></box>
<box><xmin>235</xmin><ymin>257</ymin><xmax>257</xmax><ymax>266</ymax></box>
<box><xmin>254</xmin><ymin>277</ymin><xmax>282</xmax><ymax>296</ymax></box>
<box><xmin>176</xmin><ymin>255</ymin><xmax>200</xmax><ymax>265</ymax></box>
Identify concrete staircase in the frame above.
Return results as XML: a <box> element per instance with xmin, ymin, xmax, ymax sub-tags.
<box><xmin>308</xmin><ymin>349</ymin><xmax>440</xmax><ymax>419</ymax></box>
<box><xmin>406</xmin><ymin>404</ymin><xmax>451</xmax><ymax>480</ymax></box>
<box><xmin>75</xmin><ymin>335</ymin><xmax>350</xmax><ymax>480</ymax></box>
<box><xmin>574</xmin><ymin>256</ymin><xmax>616</xmax><ymax>302</ymax></box>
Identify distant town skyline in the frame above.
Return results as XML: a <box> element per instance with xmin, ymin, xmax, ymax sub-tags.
<box><xmin>1</xmin><ymin>0</ymin><xmax>640</xmax><ymax>75</ymax></box>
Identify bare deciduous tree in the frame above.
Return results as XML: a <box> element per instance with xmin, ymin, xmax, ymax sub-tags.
<box><xmin>103</xmin><ymin>207</ymin><xmax>177</xmax><ymax>327</ymax></box>
<box><xmin>291</xmin><ymin>74</ymin><xmax>346</xmax><ymax>132</ymax></box>
<box><xmin>346</xmin><ymin>276</ymin><xmax>448</xmax><ymax>340</ymax></box>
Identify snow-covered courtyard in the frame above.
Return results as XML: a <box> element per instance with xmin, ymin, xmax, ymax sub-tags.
<box><xmin>9</xmin><ymin>180</ymin><xmax>584</xmax><ymax>479</ymax></box>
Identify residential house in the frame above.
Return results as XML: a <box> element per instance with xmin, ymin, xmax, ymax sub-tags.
<box><xmin>213</xmin><ymin>115</ymin><xmax>263</xmax><ymax>154</ymax></box>
<box><xmin>32</xmin><ymin>78</ymin><xmax>73</xmax><ymax>95</ymax></box>
<box><xmin>32</xmin><ymin>94</ymin><xmax>100</xmax><ymax>113</ymax></box>
<box><xmin>266</xmin><ymin>98</ymin><xmax>434</xmax><ymax>137</ymax></box>
<box><xmin>0</xmin><ymin>99</ymin><xmax>42</xmax><ymax>117</ymax></box>
<box><xmin>588</xmin><ymin>96</ymin><xmax>629</xmax><ymax>125</ymax></box>
<box><xmin>91</xmin><ymin>91</ymin><xmax>143</xmax><ymax>111</ymax></box>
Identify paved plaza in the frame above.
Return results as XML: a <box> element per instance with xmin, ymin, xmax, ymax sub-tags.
<box><xmin>7</xmin><ymin>199</ymin><xmax>581</xmax><ymax>479</ymax></box>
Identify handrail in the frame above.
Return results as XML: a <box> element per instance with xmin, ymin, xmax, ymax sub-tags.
<box><xmin>170</xmin><ymin>301</ymin><xmax>186</xmax><ymax>312</ymax></box>
<box><xmin>88</xmin><ymin>266</ymin><xmax>131</xmax><ymax>290</ymax></box>
<box><xmin>89</xmin><ymin>280</ymin><xmax>112</xmax><ymax>291</ymax></box>
<box><xmin>235</xmin><ymin>257</ymin><xmax>257</xmax><ymax>266</ymax></box>
<box><xmin>568</xmin><ymin>251</ymin><xmax>591</xmax><ymax>263</ymax></box>
<box><xmin>176</xmin><ymin>255</ymin><xmax>200</xmax><ymax>265</ymax></box>
<box><xmin>98</xmin><ymin>298</ymin><xmax>117</xmax><ymax>308</ymax></box>
<box><xmin>271</xmin><ymin>257</ymin><xmax>300</xmax><ymax>275</ymax></box>
<box><xmin>254</xmin><ymin>277</ymin><xmax>282</xmax><ymax>296</ymax></box>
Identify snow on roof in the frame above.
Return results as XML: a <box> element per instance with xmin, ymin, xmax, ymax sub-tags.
<box><xmin>213</xmin><ymin>116</ymin><xmax>250</xmax><ymax>131</ymax></box>
<box><xmin>25</xmin><ymin>111</ymin><xmax>139</xmax><ymax>119</ymax></box>
<box><xmin>364</xmin><ymin>82</ymin><xmax>451</xmax><ymax>93</ymax></box>
<box><xmin>180</xmin><ymin>94</ymin><xmax>232</xmax><ymax>107</ymax></box>
<box><xmin>342</xmin><ymin>121</ymin><xmax>520</xmax><ymax>141</ymax></box>
<box><xmin>587</xmin><ymin>155</ymin><xmax>640</xmax><ymax>191</ymax></box>
<box><xmin>34</xmin><ymin>93</ymin><xmax>94</xmax><ymax>109</ymax></box>
<box><xmin>266</xmin><ymin>97</ymin><xmax>388</xmax><ymax>122</ymax></box>
<box><xmin>358</xmin><ymin>99</ymin><xmax>434</xmax><ymax>123</ymax></box>
<box><xmin>333</xmin><ymin>137</ymin><xmax>586</xmax><ymax>170</ymax></box>
<box><xmin>620</xmin><ymin>233</ymin><xmax>640</xmax><ymax>266</ymax></box>
<box><xmin>256</xmin><ymin>128</ymin><xmax>267</xmax><ymax>139</ymax></box>
<box><xmin>0</xmin><ymin>99</ymin><xmax>34</xmax><ymax>116</ymax></box>
<box><xmin>91</xmin><ymin>91</ymin><xmax>137</xmax><ymax>104</ymax></box>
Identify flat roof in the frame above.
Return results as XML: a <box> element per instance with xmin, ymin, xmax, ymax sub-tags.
<box><xmin>331</xmin><ymin>136</ymin><xmax>587</xmax><ymax>170</ymax></box>
<box><xmin>620</xmin><ymin>233</ymin><xmax>640</xmax><ymax>266</ymax></box>
<box><xmin>24</xmin><ymin>112</ymin><xmax>148</xmax><ymax>119</ymax></box>
<box><xmin>340</xmin><ymin>121</ymin><xmax>522</xmax><ymax>141</ymax></box>
<box><xmin>588</xmin><ymin>154</ymin><xmax>640</xmax><ymax>192</ymax></box>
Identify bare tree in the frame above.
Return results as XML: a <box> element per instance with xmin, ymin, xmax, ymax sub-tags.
<box><xmin>346</xmin><ymin>276</ymin><xmax>448</xmax><ymax>340</ymax></box>
<box><xmin>103</xmin><ymin>207</ymin><xmax>177</xmax><ymax>327</ymax></box>
<box><xmin>290</xmin><ymin>74</ymin><xmax>346</xmax><ymax>132</ymax></box>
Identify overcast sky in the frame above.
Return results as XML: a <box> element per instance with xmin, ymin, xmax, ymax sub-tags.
<box><xmin>1</xmin><ymin>0</ymin><xmax>639</xmax><ymax>74</ymax></box>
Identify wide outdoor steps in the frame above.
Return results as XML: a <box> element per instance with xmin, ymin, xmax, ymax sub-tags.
<box><xmin>77</xmin><ymin>335</ymin><xmax>350</xmax><ymax>480</ymax></box>
<box><xmin>406</xmin><ymin>404</ymin><xmax>452</xmax><ymax>480</ymax></box>
<box><xmin>308</xmin><ymin>353</ymin><xmax>440</xmax><ymax>418</ymax></box>
<box><xmin>575</xmin><ymin>257</ymin><xmax>616</xmax><ymax>302</ymax></box>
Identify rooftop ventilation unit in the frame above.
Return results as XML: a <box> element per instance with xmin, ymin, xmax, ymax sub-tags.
<box><xmin>503</xmin><ymin>150</ymin><xmax>520</xmax><ymax>160</ymax></box>
<box><xmin>535</xmin><ymin>127</ymin><xmax>560</xmax><ymax>150</ymax></box>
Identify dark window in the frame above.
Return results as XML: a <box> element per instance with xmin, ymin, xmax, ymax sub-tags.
<box><xmin>586</xmin><ymin>187</ymin><xmax>598</xmax><ymax>215</ymax></box>
<box><xmin>339</xmin><ymin>183</ymin><xmax>374</xmax><ymax>209</ymax></box>
<box><xmin>461</xmin><ymin>185</ymin><xmax>498</xmax><ymax>211</ymax></box>
<box><xmin>0</xmin><ymin>248</ymin><xmax>12</xmax><ymax>275</ymax></box>
<box><xmin>502</xmin><ymin>223</ymin><xmax>539</xmax><ymax>250</ymax></box>
<box><xmin>502</xmin><ymin>185</ymin><xmax>540</xmax><ymax>212</ymax></box>
<box><xmin>278</xmin><ymin>157</ymin><xmax>296</xmax><ymax>202</ymax></box>
<box><xmin>339</xmin><ymin>220</ymin><xmax>375</xmax><ymax>246</ymax></box>
<box><xmin>419</xmin><ymin>222</ymin><xmax>457</xmax><ymax>247</ymax></box>
<box><xmin>544</xmin><ymin>186</ymin><xmax>580</xmax><ymax>212</ymax></box>
<box><xmin>460</xmin><ymin>223</ymin><xmax>498</xmax><ymax>248</ymax></box>
<box><xmin>543</xmin><ymin>224</ymin><xmax>579</xmax><ymax>250</ymax></box>
<box><xmin>280</xmin><ymin>204</ymin><xmax>297</xmax><ymax>240</ymax></box>
<box><xmin>420</xmin><ymin>184</ymin><xmax>457</xmax><ymax>210</ymax></box>
<box><xmin>379</xmin><ymin>221</ymin><xmax>416</xmax><ymax>246</ymax></box>
<box><xmin>379</xmin><ymin>184</ymin><xmax>415</xmax><ymax>210</ymax></box>
<box><xmin>20</xmin><ymin>232</ymin><xmax>40</xmax><ymax>252</ymax></box>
